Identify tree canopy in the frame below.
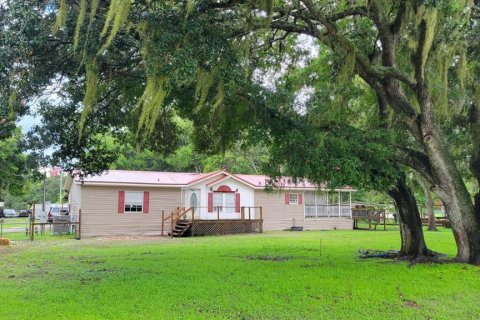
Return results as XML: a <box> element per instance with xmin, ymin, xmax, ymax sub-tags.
<box><xmin>2</xmin><ymin>0</ymin><xmax>480</xmax><ymax>263</ymax></box>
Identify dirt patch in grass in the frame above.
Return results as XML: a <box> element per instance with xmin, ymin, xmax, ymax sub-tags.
<box><xmin>404</xmin><ymin>300</ymin><xmax>419</xmax><ymax>308</ymax></box>
<box><xmin>87</xmin><ymin>268</ymin><xmax>114</xmax><ymax>273</ymax></box>
<box><xmin>90</xmin><ymin>235</ymin><xmax>169</xmax><ymax>241</ymax></box>
<box><xmin>242</xmin><ymin>255</ymin><xmax>291</xmax><ymax>262</ymax></box>
<box><xmin>68</xmin><ymin>256</ymin><xmax>107</xmax><ymax>265</ymax></box>
<box><xmin>397</xmin><ymin>287</ymin><xmax>421</xmax><ymax>309</ymax></box>
<box><xmin>358</xmin><ymin>249</ymin><xmax>399</xmax><ymax>259</ymax></box>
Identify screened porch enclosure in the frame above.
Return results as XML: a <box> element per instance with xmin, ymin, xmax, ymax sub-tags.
<box><xmin>304</xmin><ymin>191</ymin><xmax>352</xmax><ymax>218</ymax></box>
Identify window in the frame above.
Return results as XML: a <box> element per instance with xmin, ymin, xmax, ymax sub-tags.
<box><xmin>289</xmin><ymin>194</ymin><xmax>298</xmax><ymax>204</ymax></box>
<box><xmin>125</xmin><ymin>191</ymin><xmax>143</xmax><ymax>213</ymax></box>
<box><xmin>304</xmin><ymin>191</ymin><xmax>328</xmax><ymax>218</ymax></box>
<box><xmin>225</xmin><ymin>193</ymin><xmax>235</xmax><ymax>213</ymax></box>
<box><xmin>211</xmin><ymin>192</ymin><xmax>237</xmax><ymax>213</ymax></box>
<box><xmin>213</xmin><ymin>193</ymin><xmax>223</xmax><ymax>211</ymax></box>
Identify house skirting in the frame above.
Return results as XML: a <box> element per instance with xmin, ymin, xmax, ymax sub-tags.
<box><xmin>191</xmin><ymin>219</ymin><xmax>263</xmax><ymax>236</ymax></box>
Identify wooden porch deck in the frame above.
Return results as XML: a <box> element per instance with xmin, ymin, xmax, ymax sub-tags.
<box><xmin>161</xmin><ymin>207</ymin><xmax>263</xmax><ymax>237</ymax></box>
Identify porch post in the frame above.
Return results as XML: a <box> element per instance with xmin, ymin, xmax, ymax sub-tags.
<box><xmin>349</xmin><ymin>192</ymin><xmax>352</xmax><ymax>218</ymax></box>
<box><xmin>241</xmin><ymin>206</ymin><xmax>246</xmax><ymax>233</ymax></box>
<box><xmin>217</xmin><ymin>207</ymin><xmax>220</xmax><ymax>220</ymax></box>
<box><xmin>338</xmin><ymin>191</ymin><xmax>341</xmax><ymax>218</ymax></box>
<box><xmin>259</xmin><ymin>206</ymin><xmax>263</xmax><ymax>233</ymax></box>
<box><xmin>326</xmin><ymin>191</ymin><xmax>329</xmax><ymax>217</ymax></box>
<box><xmin>191</xmin><ymin>207</ymin><xmax>195</xmax><ymax>237</ymax></box>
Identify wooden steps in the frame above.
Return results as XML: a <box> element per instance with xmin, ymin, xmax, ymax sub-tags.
<box><xmin>169</xmin><ymin>220</ymin><xmax>192</xmax><ymax>237</ymax></box>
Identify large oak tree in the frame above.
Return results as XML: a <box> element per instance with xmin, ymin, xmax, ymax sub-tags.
<box><xmin>4</xmin><ymin>0</ymin><xmax>480</xmax><ymax>264</ymax></box>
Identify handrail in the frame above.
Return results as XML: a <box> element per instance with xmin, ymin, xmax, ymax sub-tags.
<box><xmin>161</xmin><ymin>207</ymin><xmax>194</xmax><ymax>237</ymax></box>
<box><xmin>176</xmin><ymin>207</ymin><xmax>193</xmax><ymax>221</ymax></box>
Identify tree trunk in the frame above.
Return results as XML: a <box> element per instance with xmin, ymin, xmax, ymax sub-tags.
<box><xmin>469</xmin><ymin>103</ymin><xmax>480</xmax><ymax>258</ymax></box>
<box><xmin>422</xmin><ymin>126</ymin><xmax>480</xmax><ymax>265</ymax></box>
<box><xmin>388</xmin><ymin>175</ymin><xmax>432</xmax><ymax>259</ymax></box>
<box><xmin>416</xmin><ymin>174</ymin><xmax>438</xmax><ymax>231</ymax></box>
<box><xmin>427</xmin><ymin>205</ymin><xmax>437</xmax><ymax>231</ymax></box>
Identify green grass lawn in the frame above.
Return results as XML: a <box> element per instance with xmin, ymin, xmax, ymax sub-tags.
<box><xmin>0</xmin><ymin>229</ymin><xmax>479</xmax><ymax>319</ymax></box>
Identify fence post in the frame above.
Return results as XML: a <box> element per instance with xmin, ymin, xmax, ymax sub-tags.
<box><xmin>170</xmin><ymin>212</ymin><xmax>174</xmax><ymax>238</ymax></box>
<box><xmin>161</xmin><ymin>210</ymin><xmax>164</xmax><ymax>236</ymax></box>
<box><xmin>30</xmin><ymin>211</ymin><xmax>35</xmax><ymax>241</ymax></box>
<box><xmin>259</xmin><ymin>207</ymin><xmax>263</xmax><ymax>233</ymax></box>
<box><xmin>29</xmin><ymin>201</ymin><xmax>35</xmax><ymax>237</ymax></box>
<box><xmin>77</xmin><ymin>209</ymin><xmax>82</xmax><ymax>240</ymax></box>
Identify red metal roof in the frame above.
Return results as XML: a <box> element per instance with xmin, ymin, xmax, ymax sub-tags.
<box><xmin>234</xmin><ymin>174</ymin><xmax>324</xmax><ymax>189</ymax></box>
<box><xmin>79</xmin><ymin>169</ymin><xmax>353</xmax><ymax>190</ymax></box>
<box><xmin>79</xmin><ymin>170</ymin><xmax>208</xmax><ymax>186</ymax></box>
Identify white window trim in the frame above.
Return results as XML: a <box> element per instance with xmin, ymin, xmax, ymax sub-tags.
<box><xmin>125</xmin><ymin>191</ymin><xmax>143</xmax><ymax>213</ymax></box>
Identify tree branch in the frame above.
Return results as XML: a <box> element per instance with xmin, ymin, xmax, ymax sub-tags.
<box><xmin>369</xmin><ymin>65</ymin><xmax>416</xmax><ymax>90</ymax></box>
<box><xmin>327</xmin><ymin>6</ymin><xmax>369</xmax><ymax>21</ymax></box>
<box><xmin>396</xmin><ymin>147</ymin><xmax>435</xmax><ymax>184</ymax></box>
<box><xmin>391</xmin><ymin>0</ymin><xmax>407</xmax><ymax>35</ymax></box>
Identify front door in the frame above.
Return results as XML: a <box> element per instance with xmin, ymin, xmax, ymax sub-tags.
<box><xmin>187</xmin><ymin>189</ymin><xmax>200</xmax><ymax>219</ymax></box>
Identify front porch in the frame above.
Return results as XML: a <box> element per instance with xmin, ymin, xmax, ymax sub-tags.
<box><xmin>161</xmin><ymin>207</ymin><xmax>263</xmax><ymax>237</ymax></box>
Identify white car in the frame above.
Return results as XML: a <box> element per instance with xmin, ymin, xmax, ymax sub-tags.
<box><xmin>48</xmin><ymin>206</ymin><xmax>69</xmax><ymax>222</ymax></box>
<box><xmin>3</xmin><ymin>209</ymin><xmax>17</xmax><ymax>218</ymax></box>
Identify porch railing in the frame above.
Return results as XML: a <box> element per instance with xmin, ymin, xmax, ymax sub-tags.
<box><xmin>160</xmin><ymin>206</ymin><xmax>264</xmax><ymax>237</ymax></box>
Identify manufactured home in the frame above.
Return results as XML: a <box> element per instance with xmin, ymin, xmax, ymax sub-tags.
<box><xmin>65</xmin><ymin>169</ymin><xmax>355</xmax><ymax>237</ymax></box>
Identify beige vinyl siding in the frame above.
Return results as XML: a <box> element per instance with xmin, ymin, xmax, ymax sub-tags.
<box><xmin>302</xmin><ymin>218</ymin><xmax>352</xmax><ymax>230</ymax></box>
<box><xmin>80</xmin><ymin>185</ymin><xmax>180</xmax><ymax>237</ymax></box>
<box><xmin>255</xmin><ymin>190</ymin><xmax>353</xmax><ymax>231</ymax></box>
<box><xmin>255</xmin><ymin>190</ymin><xmax>304</xmax><ymax>231</ymax></box>
<box><xmin>69</xmin><ymin>182</ymin><xmax>82</xmax><ymax>216</ymax></box>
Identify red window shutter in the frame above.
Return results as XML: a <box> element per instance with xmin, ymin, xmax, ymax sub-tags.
<box><xmin>143</xmin><ymin>191</ymin><xmax>150</xmax><ymax>213</ymax></box>
<box><xmin>235</xmin><ymin>193</ymin><xmax>241</xmax><ymax>213</ymax></box>
<box><xmin>298</xmin><ymin>193</ymin><xmax>303</xmax><ymax>205</ymax></box>
<box><xmin>285</xmin><ymin>193</ymin><xmax>290</xmax><ymax>204</ymax></box>
<box><xmin>208</xmin><ymin>192</ymin><xmax>213</xmax><ymax>212</ymax></box>
<box><xmin>118</xmin><ymin>191</ymin><xmax>125</xmax><ymax>214</ymax></box>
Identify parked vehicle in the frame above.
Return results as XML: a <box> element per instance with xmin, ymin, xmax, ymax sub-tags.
<box><xmin>18</xmin><ymin>209</ymin><xmax>31</xmax><ymax>217</ymax></box>
<box><xmin>3</xmin><ymin>209</ymin><xmax>17</xmax><ymax>218</ymax></box>
<box><xmin>47</xmin><ymin>206</ymin><xmax>69</xmax><ymax>223</ymax></box>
